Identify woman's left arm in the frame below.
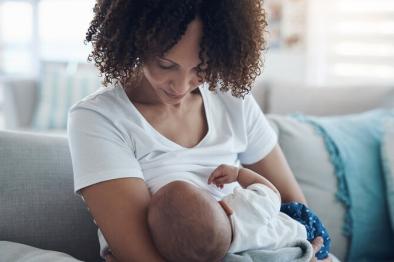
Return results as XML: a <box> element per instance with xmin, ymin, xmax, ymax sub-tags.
<box><xmin>243</xmin><ymin>143</ymin><xmax>333</xmax><ymax>262</ymax></box>
<box><xmin>243</xmin><ymin>143</ymin><xmax>307</xmax><ymax>204</ymax></box>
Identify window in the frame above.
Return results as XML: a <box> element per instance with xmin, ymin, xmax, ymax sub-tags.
<box><xmin>38</xmin><ymin>0</ymin><xmax>95</xmax><ymax>61</ymax></box>
<box><xmin>307</xmin><ymin>0</ymin><xmax>394</xmax><ymax>86</ymax></box>
<box><xmin>0</xmin><ymin>0</ymin><xmax>95</xmax><ymax>77</ymax></box>
<box><xmin>0</xmin><ymin>1</ymin><xmax>34</xmax><ymax>76</ymax></box>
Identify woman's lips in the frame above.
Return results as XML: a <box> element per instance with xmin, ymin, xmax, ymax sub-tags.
<box><xmin>163</xmin><ymin>89</ymin><xmax>187</xmax><ymax>99</ymax></box>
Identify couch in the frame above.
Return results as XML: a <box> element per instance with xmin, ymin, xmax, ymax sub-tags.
<box><xmin>3</xmin><ymin>72</ymin><xmax>394</xmax><ymax>132</ymax></box>
<box><xmin>1</xmin><ymin>80</ymin><xmax>394</xmax><ymax>262</ymax></box>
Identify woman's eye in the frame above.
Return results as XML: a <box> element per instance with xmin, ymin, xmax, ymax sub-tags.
<box><xmin>158</xmin><ymin>64</ymin><xmax>173</xmax><ymax>70</ymax></box>
<box><xmin>156</xmin><ymin>58</ymin><xmax>174</xmax><ymax>69</ymax></box>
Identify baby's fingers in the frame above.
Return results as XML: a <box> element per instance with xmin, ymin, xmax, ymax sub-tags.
<box><xmin>208</xmin><ymin>165</ymin><xmax>226</xmax><ymax>184</ymax></box>
<box><xmin>209</xmin><ymin>175</ymin><xmax>225</xmax><ymax>186</ymax></box>
<box><xmin>211</xmin><ymin>176</ymin><xmax>229</xmax><ymax>186</ymax></box>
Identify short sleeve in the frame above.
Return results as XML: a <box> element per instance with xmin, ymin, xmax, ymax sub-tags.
<box><xmin>238</xmin><ymin>94</ymin><xmax>278</xmax><ymax>165</ymax></box>
<box><xmin>224</xmin><ymin>183</ymin><xmax>281</xmax><ymax>222</ymax></box>
<box><xmin>67</xmin><ymin>107</ymin><xmax>144</xmax><ymax>196</ymax></box>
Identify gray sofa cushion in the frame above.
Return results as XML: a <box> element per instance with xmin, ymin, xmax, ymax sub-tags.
<box><xmin>265</xmin><ymin>84</ymin><xmax>394</xmax><ymax>116</ymax></box>
<box><xmin>0</xmin><ymin>130</ymin><xmax>101</xmax><ymax>262</ymax></box>
<box><xmin>267</xmin><ymin>115</ymin><xmax>349</xmax><ymax>262</ymax></box>
<box><xmin>0</xmin><ymin>241</ymin><xmax>82</xmax><ymax>262</ymax></box>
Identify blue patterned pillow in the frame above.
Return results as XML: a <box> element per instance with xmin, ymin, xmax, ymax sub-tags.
<box><xmin>32</xmin><ymin>63</ymin><xmax>101</xmax><ymax>130</ymax></box>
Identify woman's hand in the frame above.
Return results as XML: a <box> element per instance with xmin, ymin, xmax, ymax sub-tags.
<box><xmin>208</xmin><ymin>164</ymin><xmax>239</xmax><ymax>189</ymax></box>
<box><xmin>310</xmin><ymin>237</ymin><xmax>332</xmax><ymax>262</ymax></box>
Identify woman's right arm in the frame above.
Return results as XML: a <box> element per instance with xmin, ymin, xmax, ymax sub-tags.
<box><xmin>80</xmin><ymin>177</ymin><xmax>165</xmax><ymax>262</ymax></box>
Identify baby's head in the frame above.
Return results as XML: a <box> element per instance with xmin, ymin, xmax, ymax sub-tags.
<box><xmin>147</xmin><ymin>181</ymin><xmax>232</xmax><ymax>262</ymax></box>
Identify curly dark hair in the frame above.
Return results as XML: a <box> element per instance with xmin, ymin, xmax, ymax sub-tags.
<box><xmin>85</xmin><ymin>0</ymin><xmax>268</xmax><ymax>98</ymax></box>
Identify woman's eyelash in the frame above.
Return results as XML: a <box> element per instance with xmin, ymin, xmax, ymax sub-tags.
<box><xmin>158</xmin><ymin>64</ymin><xmax>173</xmax><ymax>69</ymax></box>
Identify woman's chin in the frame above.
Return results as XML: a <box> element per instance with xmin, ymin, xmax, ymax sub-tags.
<box><xmin>159</xmin><ymin>90</ymin><xmax>189</xmax><ymax>105</ymax></box>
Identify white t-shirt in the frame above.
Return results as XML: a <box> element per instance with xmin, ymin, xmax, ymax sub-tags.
<box><xmin>67</xmin><ymin>82</ymin><xmax>277</xmax><ymax>199</ymax></box>
<box><xmin>67</xmin><ymin>82</ymin><xmax>278</xmax><ymax>257</ymax></box>
<box><xmin>224</xmin><ymin>184</ymin><xmax>308</xmax><ymax>253</ymax></box>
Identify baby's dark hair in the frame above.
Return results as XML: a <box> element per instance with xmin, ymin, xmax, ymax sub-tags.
<box><xmin>147</xmin><ymin>181</ymin><xmax>232</xmax><ymax>262</ymax></box>
<box><xmin>85</xmin><ymin>0</ymin><xmax>268</xmax><ymax>98</ymax></box>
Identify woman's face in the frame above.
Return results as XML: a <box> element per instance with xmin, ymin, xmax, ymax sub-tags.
<box><xmin>142</xmin><ymin>18</ymin><xmax>206</xmax><ymax>105</ymax></box>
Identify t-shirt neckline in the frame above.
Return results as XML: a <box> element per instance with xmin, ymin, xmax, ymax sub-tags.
<box><xmin>118</xmin><ymin>83</ymin><xmax>211</xmax><ymax>149</ymax></box>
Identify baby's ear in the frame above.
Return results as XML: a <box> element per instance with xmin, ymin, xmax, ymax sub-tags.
<box><xmin>218</xmin><ymin>200</ymin><xmax>233</xmax><ymax>216</ymax></box>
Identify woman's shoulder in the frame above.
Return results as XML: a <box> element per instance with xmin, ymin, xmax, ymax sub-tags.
<box><xmin>202</xmin><ymin>85</ymin><xmax>256</xmax><ymax>114</ymax></box>
<box><xmin>69</xmin><ymin>83</ymin><xmax>128</xmax><ymax>115</ymax></box>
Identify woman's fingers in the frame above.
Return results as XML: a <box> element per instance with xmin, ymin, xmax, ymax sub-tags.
<box><xmin>310</xmin><ymin>237</ymin><xmax>333</xmax><ymax>262</ymax></box>
<box><xmin>318</xmin><ymin>255</ymin><xmax>333</xmax><ymax>262</ymax></box>
<box><xmin>309</xmin><ymin>237</ymin><xmax>321</xmax><ymax>262</ymax></box>
<box><xmin>105</xmin><ymin>254</ymin><xmax>119</xmax><ymax>262</ymax></box>
<box><xmin>311</xmin><ymin>236</ymin><xmax>323</xmax><ymax>254</ymax></box>
<box><xmin>311</xmin><ymin>236</ymin><xmax>330</xmax><ymax>261</ymax></box>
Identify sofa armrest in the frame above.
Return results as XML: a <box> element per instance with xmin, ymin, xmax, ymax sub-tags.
<box><xmin>0</xmin><ymin>130</ymin><xmax>101</xmax><ymax>261</ymax></box>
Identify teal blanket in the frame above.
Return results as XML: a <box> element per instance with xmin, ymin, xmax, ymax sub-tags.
<box><xmin>293</xmin><ymin>109</ymin><xmax>394</xmax><ymax>262</ymax></box>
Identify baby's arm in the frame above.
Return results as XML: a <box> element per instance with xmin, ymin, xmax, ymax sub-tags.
<box><xmin>208</xmin><ymin>164</ymin><xmax>280</xmax><ymax>196</ymax></box>
<box><xmin>237</xmin><ymin>167</ymin><xmax>280</xmax><ymax>195</ymax></box>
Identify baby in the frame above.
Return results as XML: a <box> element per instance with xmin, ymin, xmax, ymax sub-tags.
<box><xmin>147</xmin><ymin>164</ymin><xmax>330</xmax><ymax>262</ymax></box>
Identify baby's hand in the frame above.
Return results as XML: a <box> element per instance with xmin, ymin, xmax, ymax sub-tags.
<box><xmin>208</xmin><ymin>164</ymin><xmax>239</xmax><ymax>189</ymax></box>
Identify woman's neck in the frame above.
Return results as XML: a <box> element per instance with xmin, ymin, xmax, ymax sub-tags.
<box><xmin>123</xmin><ymin>76</ymin><xmax>159</xmax><ymax>105</ymax></box>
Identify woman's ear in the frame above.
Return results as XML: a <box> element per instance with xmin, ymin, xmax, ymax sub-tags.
<box><xmin>218</xmin><ymin>200</ymin><xmax>233</xmax><ymax>216</ymax></box>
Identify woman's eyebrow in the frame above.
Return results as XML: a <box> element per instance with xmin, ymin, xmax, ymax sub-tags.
<box><xmin>158</xmin><ymin>56</ymin><xmax>178</xmax><ymax>65</ymax></box>
<box><xmin>158</xmin><ymin>56</ymin><xmax>202</xmax><ymax>69</ymax></box>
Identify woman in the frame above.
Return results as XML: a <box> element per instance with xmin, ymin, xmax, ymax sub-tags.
<box><xmin>68</xmin><ymin>1</ymin><xmax>331</xmax><ymax>261</ymax></box>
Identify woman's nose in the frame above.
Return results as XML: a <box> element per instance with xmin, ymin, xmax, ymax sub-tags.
<box><xmin>171</xmin><ymin>72</ymin><xmax>202</xmax><ymax>93</ymax></box>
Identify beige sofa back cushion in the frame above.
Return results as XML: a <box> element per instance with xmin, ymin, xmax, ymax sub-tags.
<box><xmin>267</xmin><ymin>114</ymin><xmax>349</xmax><ymax>262</ymax></box>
